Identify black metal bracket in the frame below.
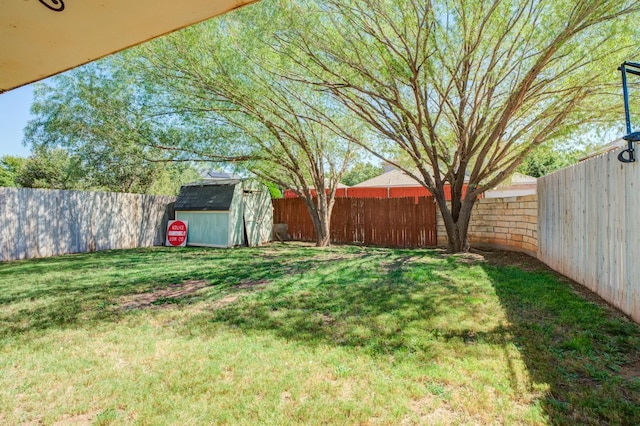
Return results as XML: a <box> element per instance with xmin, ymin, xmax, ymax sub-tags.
<box><xmin>38</xmin><ymin>0</ymin><xmax>65</xmax><ymax>12</ymax></box>
<box><xmin>619</xmin><ymin>131</ymin><xmax>640</xmax><ymax>163</ymax></box>
<box><xmin>618</xmin><ymin>62</ymin><xmax>640</xmax><ymax>163</ymax></box>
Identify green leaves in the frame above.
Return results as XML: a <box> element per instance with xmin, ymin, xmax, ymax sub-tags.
<box><xmin>22</xmin><ymin>57</ymin><xmax>202</xmax><ymax>194</ymax></box>
<box><xmin>21</xmin><ymin>0</ymin><xmax>640</xmax><ymax>247</ymax></box>
<box><xmin>275</xmin><ymin>0</ymin><xmax>640</xmax><ymax>250</ymax></box>
<box><xmin>341</xmin><ymin>162</ymin><xmax>384</xmax><ymax>186</ymax></box>
<box><xmin>14</xmin><ymin>148</ymin><xmax>83</xmax><ymax>190</ymax></box>
<box><xmin>0</xmin><ymin>156</ymin><xmax>26</xmax><ymax>187</ymax></box>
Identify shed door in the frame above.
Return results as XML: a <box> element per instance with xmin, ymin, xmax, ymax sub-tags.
<box><xmin>243</xmin><ymin>191</ymin><xmax>273</xmax><ymax>247</ymax></box>
<box><xmin>176</xmin><ymin>211</ymin><xmax>230</xmax><ymax>247</ymax></box>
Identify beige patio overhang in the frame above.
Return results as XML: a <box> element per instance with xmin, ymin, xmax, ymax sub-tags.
<box><xmin>0</xmin><ymin>0</ymin><xmax>258</xmax><ymax>93</ymax></box>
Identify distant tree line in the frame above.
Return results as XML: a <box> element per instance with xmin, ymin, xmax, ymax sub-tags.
<box><xmin>0</xmin><ymin>150</ymin><xmax>202</xmax><ymax>195</ymax></box>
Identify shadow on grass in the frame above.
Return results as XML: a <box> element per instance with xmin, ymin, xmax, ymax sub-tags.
<box><xmin>0</xmin><ymin>246</ymin><xmax>348</xmax><ymax>338</ymax></box>
<box><xmin>4</xmin><ymin>245</ymin><xmax>640</xmax><ymax>424</ymax></box>
<box><xmin>207</xmin><ymin>252</ymin><xmax>443</xmax><ymax>358</ymax></box>
<box><xmin>482</xmin><ymin>260</ymin><xmax>640</xmax><ymax>425</ymax></box>
<box><xmin>193</xmin><ymin>247</ymin><xmax>640</xmax><ymax>424</ymax></box>
<box><xmin>201</xmin><ymin>249</ymin><xmax>513</xmax><ymax>362</ymax></box>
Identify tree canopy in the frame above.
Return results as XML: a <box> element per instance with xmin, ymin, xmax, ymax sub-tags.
<box><xmin>128</xmin><ymin>5</ymin><xmax>361</xmax><ymax>245</ymax></box>
<box><xmin>23</xmin><ymin>59</ymin><xmax>203</xmax><ymax>195</ymax></box>
<box><xmin>278</xmin><ymin>0</ymin><xmax>640</xmax><ymax>251</ymax></box>
<box><xmin>21</xmin><ymin>0</ymin><xmax>640</xmax><ymax>249</ymax></box>
<box><xmin>516</xmin><ymin>143</ymin><xmax>594</xmax><ymax>178</ymax></box>
<box><xmin>341</xmin><ymin>161</ymin><xmax>384</xmax><ymax>186</ymax></box>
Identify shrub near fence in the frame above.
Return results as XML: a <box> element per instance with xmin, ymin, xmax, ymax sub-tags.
<box><xmin>272</xmin><ymin>196</ymin><xmax>437</xmax><ymax>247</ymax></box>
<box><xmin>0</xmin><ymin>187</ymin><xmax>175</xmax><ymax>262</ymax></box>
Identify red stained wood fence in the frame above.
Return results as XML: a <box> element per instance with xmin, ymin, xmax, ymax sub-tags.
<box><xmin>283</xmin><ymin>185</ymin><xmax>479</xmax><ymax>200</ymax></box>
<box><xmin>272</xmin><ymin>196</ymin><xmax>437</xmax><ymax>247</ymax></box>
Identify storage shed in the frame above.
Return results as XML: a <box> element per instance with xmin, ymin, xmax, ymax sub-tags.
<box><xmin>174</xmin><ymin>179</ymin><xmax>273</xmax><ymax>248</ymax></box>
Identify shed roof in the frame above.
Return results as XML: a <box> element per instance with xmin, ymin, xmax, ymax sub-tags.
<box><xmin>175</xmin><ymin>183</ymin><xmax>237</xmax><ymax>211</ymax></box>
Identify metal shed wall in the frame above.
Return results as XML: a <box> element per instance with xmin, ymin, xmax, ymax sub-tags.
<box><xmin>176</xmin><ymin>211</ymin><xmax>231</xmax><ymax>247</ymax></box>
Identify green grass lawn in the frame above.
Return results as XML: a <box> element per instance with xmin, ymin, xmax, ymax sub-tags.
<box><xmin>1</xmin><ymin>244</ymin><xmax>639</xmax><ymax>425</ymax></box>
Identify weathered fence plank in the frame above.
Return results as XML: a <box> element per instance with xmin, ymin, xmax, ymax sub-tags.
<box><xmin>538</xmin><ymin>150</ymin><xmax>640</xmax><ymax>322</ymax></box>
<box><xmin>0</xmin><ymin>188</ymin><xmax>175</xmax><ymax>262</ymax></box>
<box><xmin>272</xmin><ymin>196</ymin><xmax>437</xmax><ymax>248</ymax></box>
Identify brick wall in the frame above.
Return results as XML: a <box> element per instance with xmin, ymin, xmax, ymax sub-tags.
<box><xmin>436</xmin><ymin>194</ymin><xmax>538</xmax><ymax>256</ymax></box>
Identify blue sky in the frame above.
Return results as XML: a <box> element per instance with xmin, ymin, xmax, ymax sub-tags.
<box><xmin>0</xmin><ymin>84</ymin><xmax>34</xmax><ymax>158</ymax></box>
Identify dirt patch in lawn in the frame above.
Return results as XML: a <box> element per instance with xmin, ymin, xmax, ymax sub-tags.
<box><xmin>51</xmin><ymin>410</ymin><xmax>102</xmax><ymax>425</ymax></box>
<box><xmin>210</xmin><ymin>294</ymin><xmax>242</xmax><ymax>309</ymax></box>
<box><xmin>119</xmin><ymin>280</ymin><xmax>209</xmax><ymax>310</ymax></box>
<box><xmin>118</xmin><ymin>278</ymin><xmax>272</xmax><ymax>311</ymax></box>
<box><xmin>620</xmin><ymin>359</ymin><xmax>640</xmax><ymax>381</ymax></box>
<box><xmin>466</xmin><ymin>248</ymin><xmax>543</xmax><ymax>271</ymax></box>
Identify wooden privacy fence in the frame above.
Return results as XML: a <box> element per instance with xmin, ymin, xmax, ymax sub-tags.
<box><xmin>538</xmin><ymin>150</ymin><xmax>640</xmax><ymax>323</ymax></box>
<box><xmin>0</xmin><ymin>187</ymin><xmax>176</xmax><ymax>262</ymax></box>
<box><xmin>273</xmin><ymin>196</ymin><xmax>437</xmax><ymax>247</ymax></box>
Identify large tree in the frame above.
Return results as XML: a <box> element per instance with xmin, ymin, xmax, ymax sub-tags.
<box><xmin>23</xmin><ymin>60</ymin><xmax>203</xmax><ymax>195</ymax></box>
<box><xmin>281</xmin><ymin>0</ymin><xmax>640</xmax><ymax>251</ymax></box>
<box><xmin>133</xmin><ymin>6</ymin><xmax>359</xmax><ymax>246</ymax></box>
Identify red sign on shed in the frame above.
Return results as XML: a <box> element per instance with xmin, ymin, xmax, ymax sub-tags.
<box><xmin>166</xmin><ymin>220</ymin><xmax>188</xmax><ymax>247</ymax></box>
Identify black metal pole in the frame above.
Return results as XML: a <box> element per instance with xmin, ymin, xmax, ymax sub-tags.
<box><xmin>618</xmin><ymin>62</ymin><xmax>638</xmax><ymax>163</ymax></box>
<box><xmin>622</xmin><ymin>64</ymin><xmax>633</xmax><ymax>135</ymax></box>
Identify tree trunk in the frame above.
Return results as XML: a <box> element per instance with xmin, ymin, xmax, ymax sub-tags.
<box><xmin>313</xmin><ymin>214</ymin><xmax>331</xmax><ymax>247</ymax></box>
<box><xmin>434</xmin><ymin>193</ymin><xmax>477</xmax><ymax>253</ymax></box>
<box><xmin>303</xmin><ymin>194</ymin><xmax>333</xmax><ymax>247</ymax></box>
